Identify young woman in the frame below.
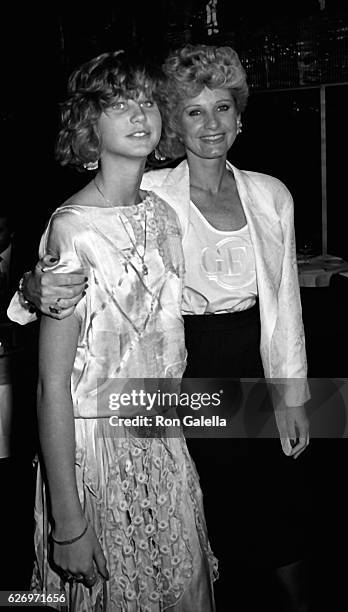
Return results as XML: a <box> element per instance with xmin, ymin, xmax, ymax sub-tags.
<box><xmin>30</xmin><ymin>50</ymin><xmax>217</xmax><ymax>611</ymax></box>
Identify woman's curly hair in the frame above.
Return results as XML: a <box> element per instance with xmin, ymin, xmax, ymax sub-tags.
<box><xmin>55</xmin><ymin>50</ymin><xmax>164</xmax><ymax>170</ymax></box>
<box><xmin>158</xmin><ymin>44</ymin><xmax>249</xmax><ymax>160</ymax></box>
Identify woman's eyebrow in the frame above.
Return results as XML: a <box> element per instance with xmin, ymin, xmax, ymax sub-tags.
<box><xmin>183</xmin><ymin>104</ymin><xmax>202</xmax><ymax>110</ymax></box>
<box><xmin>183</xmin><ymin>99</ymin><xmax>232</xmax><ymax>110</ymax></box>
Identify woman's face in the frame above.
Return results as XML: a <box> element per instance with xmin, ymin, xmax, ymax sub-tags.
<box><xmin>98</xmin><ymin>94</ymin><xmax>162</xmax><ymax>161</ymax></box>
<box><xmin>177</xmin><ymin>87</ymin><xmax>240</xmax><ymax>160</ymax></box>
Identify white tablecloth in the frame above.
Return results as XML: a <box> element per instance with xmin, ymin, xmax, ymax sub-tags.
<box><xmin>297</xmin><ymin>255</ymin><xmax>348</xmax><ymax>287</ymax></box>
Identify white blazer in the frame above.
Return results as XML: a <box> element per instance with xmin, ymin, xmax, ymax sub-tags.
<box><xmin>141</xmin><ymin>160</ymin><xmax>309</xmax><ymax>407</ymax></box>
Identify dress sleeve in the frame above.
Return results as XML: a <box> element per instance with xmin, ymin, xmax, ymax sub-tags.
<box><xmin>6</xmin><ymin>291</ymin><xmax>37</xmax><ymax>325</ymax></box>
<box><xmin>39</xmin><ymin>208</ymin><xmax>86</xmax><ymax>275</ymax></box>
<box><xmin>7</xmin><ymin>208</ymin><xmax>86</xmax><ymax>325</ymax></box>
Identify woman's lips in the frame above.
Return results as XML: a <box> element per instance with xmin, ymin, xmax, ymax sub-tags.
<box><xmin>128</xmin><ymin>131</ymin><xmax>150</xmax><ymax>138</ymax></box>
<box><xmin>200</xmin><ymin>133</ymin><xmax>225</xmax><ymax>143</ymax></box>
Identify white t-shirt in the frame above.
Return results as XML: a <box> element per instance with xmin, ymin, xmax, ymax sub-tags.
<box><xmin>182</xmin><ymin>202</ymin><xmax>257</xmax><ymax>315</ymax></box>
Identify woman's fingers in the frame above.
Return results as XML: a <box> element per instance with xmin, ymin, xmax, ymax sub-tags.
<box><xmin>25</xmin><ymin>258</ymin><xmax>87</xmax><ymax>316</ymax></box>
<box><xmin>32</xmin><ymin>270</ymin><xmax>87</xmax><ymax>317</ymax></box>
<box><xmin>93</xmin><ymin>541</ymin><xmax>109</xmax><ymax>581</ymax></box>
<box><xmin>49</xmin><ymin>306</ymin><xmax>77</xmax><ymax>320</ymax></box>
<box><xmin>82</xmin><ymin>567</ymin><xmax>98</xmax><ymax>587</ymax></box>
<box><xmin>39</xmin><ymin>254</ymin><xmax>59</xmax><ymax>268</ymax></box>
<box><xmin>63</xmin><ymin>571</ymin><xmax>84</xmax><ymax>582</ymax></box>
<box><xmin>290</xmin><ymin>433</ymin><xmax>310</xmax><ymax>459</ymax></box>
<box><xmin>59</xmin><ymin>530</ymin><xmax>109</xmax><ymax>586</ymax></box>
<box><xmin>49</xmin><ymin>295</ymin><xmax>84</xmax><ymax>310</ymax></box>
<box><xmin>52</xmin><ymin>524</ymin><xmax>97</xmax><ymax>584</ymax></box>
<box><xmin>41</xmin><ymin>271</ymin><xmax>87</xmax><ymax>289</ymax></box>
<box><xmin>286</xmin><ymin>405</ymin><xmax>310</xmax><ymax>459</ymax></box>
<box><xmin>44</xmin><ymin>299</ymin><xmax>82</xmax><ymax>319</ymax></box>
<box><xmin>40</xmin><ymin>272</ymin><xmax>86</xmax><ymax>297</ymax></box>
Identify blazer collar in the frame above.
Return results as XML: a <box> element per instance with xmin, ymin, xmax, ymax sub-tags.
<box><xmin>151</xmin><ymin>160</ymin><xmax>279</xmax><ymax>226</ymax></box>
<box><xmin>227</xmin><ymin>161</ymin><xmax>280</xmax><ymax>228</ymax></box>
<box><xmin>149</xmin><ymin>159</ymin><xmax>190</xmax><ymax>199</ymax></box>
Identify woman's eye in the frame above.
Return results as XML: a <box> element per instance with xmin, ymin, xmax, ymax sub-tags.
<box><xmin>111</xmin><ymin>101</ymin><xmax>126</xmax><ymax>110</ymax></box>
<box><xmin>140</xmin><ymin>100</ymin><xmax>154</xmax><ymax>108</ymax></box>
<box><xmin>188</xmin><ymin>109</ymin><xmax>201</xmax><ymax>117</ymax></box>
<box><xmin>217</xmin><ymin>104</ymin><xmax>231</xmax><ymax>112</ymax></box>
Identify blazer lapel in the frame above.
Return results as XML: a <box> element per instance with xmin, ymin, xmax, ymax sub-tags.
<box><xmin>231</xmin><ymin>163</ymin><xmax>284</xmax><ymax>354</ymax></box>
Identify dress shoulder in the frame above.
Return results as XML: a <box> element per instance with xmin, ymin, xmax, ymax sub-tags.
<box><xmin>147</xmin><ymin>191</ymin><xmax>183</xmax><ymax>238</ymax></box>
<box><xmin>39</xmin><ymin>205</ymin><xmax>88</xmax><ymax>272</ymax></box>
<box><xmin>142</xmin><ymin>167</ymin><xmax>173</xmax><ymax>189</ymax></box>
<box><xmin>48</xmin><ymin>204</ymin><xmax>91</xmax><ymax>231</ymax></box>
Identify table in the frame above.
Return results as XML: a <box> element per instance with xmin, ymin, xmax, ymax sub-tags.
<box><xmin>297</xmin><ymin>254</ymin><xmax>348</xmax><ymax>287</ymax></box>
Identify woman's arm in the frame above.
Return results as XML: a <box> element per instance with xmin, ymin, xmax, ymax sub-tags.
<box><xmin>38</xmin><ymin>313</ymin><xmax>83</xmax><ymax>531</ymax></box>
<box><xmin>274</xmin><ymin>192</ymin><xmax>310</xmax><ymax>458</ymax></box>
<box><xmin>38</xmin><ymin>313</ymin><xmax>108</xmax><ymax>584</ymax></box>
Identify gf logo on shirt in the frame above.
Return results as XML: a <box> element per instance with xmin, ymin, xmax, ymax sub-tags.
<box><xmin>201</xmin><ymin>237</ymin><xmax>256</xmax><ymax>289</ymax></box>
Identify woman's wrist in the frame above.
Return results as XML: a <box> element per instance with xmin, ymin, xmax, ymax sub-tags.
<box><xmin>18</xmin><ymin>272</ymin><xmax>36</xmax><ymax>313</ymax></box>
<box><xmin>52</xmin><ymin>513</ymin><xmax>87</xmax><ymax>541</ymax></box>
<box><xmin>51</xmin><ymin>521</ymin><xmax>89</xmax><ymax>545</ymax></box>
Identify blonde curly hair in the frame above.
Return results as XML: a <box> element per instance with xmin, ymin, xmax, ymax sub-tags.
<box><xmin>55</xmin><ymin>51</ymin><xmax>164</xmax><ymax>170</ymax></box>
<box><xmin>158</xmin><ymin>44</ymin><xmax>249</xmax><ymax>160</ymax></box>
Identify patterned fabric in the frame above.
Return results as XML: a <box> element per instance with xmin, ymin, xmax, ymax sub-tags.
<box><xmin>31</xmin><ymin>193</ymin><xmax>218</xmax><ymax>611</ymax></box>
<box><xmin>39</xmin><ymin>193</ymin><xmax>187</xmax><ymax>416</ymax></box>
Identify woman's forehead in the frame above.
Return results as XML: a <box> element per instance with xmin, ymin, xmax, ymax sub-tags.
<box><xmin>110</xmin><ymin>87</ymin><xmax>155</xmax><ymax>101</ymax></box>
<box><xmin>182</xmin><ymin>86</ymin><xmax>233</xmax><ymax>106</ymax></box>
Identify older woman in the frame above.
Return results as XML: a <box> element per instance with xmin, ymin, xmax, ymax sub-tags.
<box><xmin>143</xmin><ymin>45</ymin><xmax>310</xmax><ymax>610</ymax></box>
<box><xmin>9</xmin><ymin>44</ymin><xmax>310</xmax><ymax>610</ymax></box>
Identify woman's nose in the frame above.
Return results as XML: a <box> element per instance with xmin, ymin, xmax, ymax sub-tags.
<box><xmin>130</xmin><ymin>103</ymin><xmax>146</xmax><ymax>122</ymax></box>
<box><xmin>204</xmin><ymin>111</ymin><xmax>219</xmax><ymax>129</ymax></box>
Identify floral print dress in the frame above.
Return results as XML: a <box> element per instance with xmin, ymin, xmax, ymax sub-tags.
<box><xmin>31</xmin><ymin>192</ymin><xmax>218</xmax><ymax>611</ymax></box>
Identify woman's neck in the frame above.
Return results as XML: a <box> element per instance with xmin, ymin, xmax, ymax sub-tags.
<box><xmin>96</xmin><ymin>156</ymin><xmax>147</xmax><ymax>207</ymax></box>
<box><xmin>186</xmin><ymin>153</ymin><xmax>229</xmax><ymax>195</ymax></box>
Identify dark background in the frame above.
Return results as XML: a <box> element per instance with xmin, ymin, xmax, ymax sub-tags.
<box><xmin>1</xmin><ymin>0</ymin><xmax>348</xmax><ymax>274</ymax></box>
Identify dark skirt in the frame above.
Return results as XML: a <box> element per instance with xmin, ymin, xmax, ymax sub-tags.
<box><xmin>183</xmin><ymin>304</ymin><xmax>312</xmax><ymax>571</ymax></box>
